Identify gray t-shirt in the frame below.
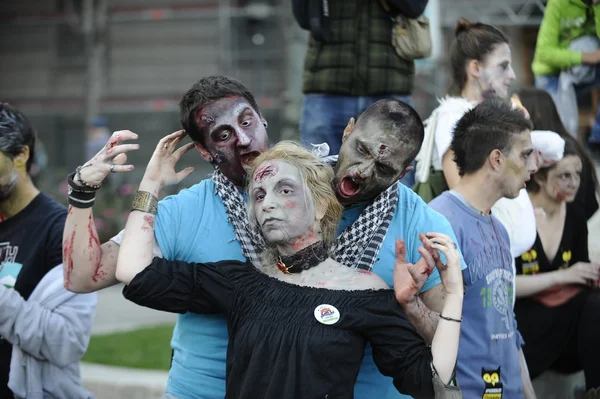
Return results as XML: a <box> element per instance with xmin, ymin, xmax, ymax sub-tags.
<box><xmin>429</xmin><ymin>191</ymin><xmax>524</xmax><ymax>399</ymax></box>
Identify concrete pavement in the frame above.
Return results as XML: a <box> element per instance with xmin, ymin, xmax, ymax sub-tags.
<box><xmin>82</xmin><ymin>363</ymin><xmax>168</xmax><ymax>399</ymax></box>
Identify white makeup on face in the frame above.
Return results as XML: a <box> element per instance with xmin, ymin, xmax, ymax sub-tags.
<box><xmin>197</xmin><ymin>96</ymin><xmax>269</xmax><ymax>187</ymax></box>
<box><xmin>251</xmin><ymin>161</ymin><xmax>316</xmax><ymax>250</ymax></box>
<box><xmin>479</xmin><ymin>43</ymin><xmax>515</xmax><ymax>99</ymax></box>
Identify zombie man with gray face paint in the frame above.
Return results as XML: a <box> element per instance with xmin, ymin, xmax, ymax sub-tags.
<box><xmin>0</xmin><ymin>104</ymin><xmax>95</xmax><ymax>399</ymax></box>
<box><xmin>327</xmin><ymin>99</ymin><xmax>468</xmax><ymax>399</ymax></box>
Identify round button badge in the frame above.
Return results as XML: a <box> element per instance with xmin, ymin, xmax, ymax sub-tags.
<box><xmin>314</xmin><ymin>304</ymin><xmax>340</xmax><ymax>325</ymax></box>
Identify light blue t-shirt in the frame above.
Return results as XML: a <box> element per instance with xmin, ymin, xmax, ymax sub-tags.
<box><xmin>429</xmin><ymin>191</ymin><xmax>524</xmax><ymax>399</ymax></box>
<box><xmin>154</xmin><ymin>179</ymin><xmax>245</xmax><ymax>399</ymax></box>
<box><xmin>341</xmin><ymin>183</ymin><xmax>467</xmax><ymax>399</ymax></box>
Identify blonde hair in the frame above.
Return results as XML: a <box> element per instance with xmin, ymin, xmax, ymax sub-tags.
<box><xmin>246</xmin><ymin>141</ymin><xmax>343</xmax><ymax>248</ymax></box>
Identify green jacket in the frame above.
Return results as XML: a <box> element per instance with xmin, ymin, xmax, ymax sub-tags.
<box><xmin>532</xmin><ymin>0</ymin><xmax>600</xmax><ymax>77</ymax></box>
<box><xmin>302</xmin><ymin>0</ymin><xmax>415</xmax><ymax>96</ymax></box>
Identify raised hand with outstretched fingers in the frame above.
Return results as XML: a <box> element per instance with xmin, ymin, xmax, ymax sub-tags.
<box><xmin>76</xmin><ymin>130</ymin><xmax>140</xmax><ymax>187</ymax></box>
<box><xmin>392</xmin><ymin>234</ymin><xmax>436</xmax><ymax>307</ymax></box>
<box><xmin>425</xmin><ymin>232</ymin><xmax>464</xmax><ymax>297</ymax></box>
<box><xmin>142</xmin><ymin>130</ymin><xmax>196</xmax><ymax>189</ymax></box>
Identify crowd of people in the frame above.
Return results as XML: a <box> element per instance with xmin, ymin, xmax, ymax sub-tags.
<box><xmin>0</xmin><ymin>0</ymin><xmax>600</xmax><ymax>398</ymax></box>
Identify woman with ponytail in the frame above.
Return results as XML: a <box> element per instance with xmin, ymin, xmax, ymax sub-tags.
<box><xmin>428</xmin><ymin>18</ymin><xmax>515</xmax><ymax>190</ymax></box>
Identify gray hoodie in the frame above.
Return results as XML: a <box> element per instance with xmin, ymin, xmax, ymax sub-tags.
<box><xmin>0</xmin><ymin>264</ymin><xmax>97</xmax><ymax>399</ymax></box>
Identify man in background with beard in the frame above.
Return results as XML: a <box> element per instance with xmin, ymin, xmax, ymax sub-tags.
<box><xmin>0</xmin><ymin>103</ymin><xmax>96</xmax><ymax>398</ymax></box>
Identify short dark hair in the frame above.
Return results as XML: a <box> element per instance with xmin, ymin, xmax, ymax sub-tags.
<box><xmin>449</xmin><ymin>18</ymin><xmax>509</xmax><ymax>95</ymax></box>
<box><xmin>526</xmin><ymin>139</ymin><xmax>579</xmax><ymax>194</ymax></box>
<box><xmin>355</xmin><ymin>99</ymin><xmax>424</xmax><ymax>169</ymax></box>
<box><xmin>0</xmin><ymin>103</ymin><xmax>36</xmax><ymax>172</ymax></box>
<box><xmin>451</xmin><ymin>99</ymin><xmax>533</xmax><ymax>176</ymax></box>
<box><xmin>179</xmin><ymin>76</ymin><xmax>262</xmax><ymax>144</ymax></box>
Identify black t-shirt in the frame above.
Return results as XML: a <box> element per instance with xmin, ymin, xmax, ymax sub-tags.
<box><xmin>0</xmin><ymin>193</ymin><xmax>66</xmax><ymax>397</ymax></box>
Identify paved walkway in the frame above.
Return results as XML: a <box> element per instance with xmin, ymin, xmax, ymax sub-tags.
<box><xmin>84</xmin><ymin>285</ymin><xmax>175</xmax><ymax>398</ymax></box>
<box><xmin>82</xmin><ymin>363</ymin><xmax>168</xmax><ymax>399</ymax></box>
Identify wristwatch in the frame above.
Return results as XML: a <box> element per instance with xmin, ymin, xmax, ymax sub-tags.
<box><xmin>131</xmin><ymin>191</ymin><xmax>158</xmax><ymax>215</ymax></box>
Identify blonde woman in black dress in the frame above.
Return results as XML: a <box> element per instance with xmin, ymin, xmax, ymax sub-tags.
<box><xmin>116</xmin><ymin>132</ymin><xmax>465</xmax><ymax>399</ymax></box>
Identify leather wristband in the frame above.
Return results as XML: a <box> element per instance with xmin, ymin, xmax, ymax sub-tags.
<box><xmin>131</xmin><ymin>191</ymin><xmax>158</xmax><ymax>215</ymax></box>
<box><xmin>67</xmin><ymin>172</ymin><xmax>96</xmax><ymax>208</ymax></box>
<box><xmin>68</xmin><ymin>187</ymin><xmax>96</xmax><ymax>209</ymax></box>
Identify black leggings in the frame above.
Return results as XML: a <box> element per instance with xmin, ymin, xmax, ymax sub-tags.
<box><xmin>515</xmin><ymin>289</ymin><xmax>600</xmax><ymax>390</ymax></box>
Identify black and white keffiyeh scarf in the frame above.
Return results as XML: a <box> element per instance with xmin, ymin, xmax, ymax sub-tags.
<box><xmin>324</xmin><ymin>155</ymin><xmax>399</xmax><ymax>271</ymax></box>
<box><xmin>213</xmin><ymin>154</ymin><xmax>399</xmax><ymax>272</ymax></box>
<box><xmin>212</xmin><ymin>170</ymin><xmax>264</xmax><ymax>265</ymax></box>
<box><xmin>331</xmin><ymin>182</ymin><xmax>398</xmax><ymax>271</ymax></box>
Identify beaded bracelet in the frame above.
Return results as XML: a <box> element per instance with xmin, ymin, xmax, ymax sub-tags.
<box><xmin>67</xmin><ymin>172</ymin><xmax>96</xmax><ymax>193</ymax></box>
<box><xmin>75</xmin><ymin>165</ymin><xmax>102</xmax><ymax>190</ymax></box>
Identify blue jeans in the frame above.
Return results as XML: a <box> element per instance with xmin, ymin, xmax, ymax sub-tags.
<box><xmin>536</xmin><ymin>74</ymin><xmax>600</xmax><ymax>144</ymax></box>
<box><xmin>300</xmin><ymin>94</ymin><xmax>415</xmax><ymax>187</ymax></box>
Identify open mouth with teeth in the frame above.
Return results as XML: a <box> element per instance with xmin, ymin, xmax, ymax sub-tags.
<box><xmin>338</xmin><ymin>176</ymin><xmax>361</xmax><ymax>198</ymax></box>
